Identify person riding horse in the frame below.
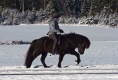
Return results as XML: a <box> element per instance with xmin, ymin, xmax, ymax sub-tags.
<box><xmin>47</xmin><ymin>13</ymin><xmax>64</xmax><ymax>55</ymax></box>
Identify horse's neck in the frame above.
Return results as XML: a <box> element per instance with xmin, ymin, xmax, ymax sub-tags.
<box><xmin>62</xmin><ymin>35</ymin><xmax>78</xmax><ymax>46</ymax></box>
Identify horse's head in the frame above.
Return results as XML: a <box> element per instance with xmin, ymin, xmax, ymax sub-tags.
<box><xmin>65</xmin><ymin>33</ymin><xmax>90</xmax><ymax>55</ymax></box>
<box><xmin>78</xmin><ymin>42</ymin><xmax>90</xmax><ymax>55</ymax></box>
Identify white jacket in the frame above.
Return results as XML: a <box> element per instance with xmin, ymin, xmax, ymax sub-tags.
<box><xmin>48</xmin><ymin>18</ymin><xmax>61</xmax><ymax>35</ymax></box>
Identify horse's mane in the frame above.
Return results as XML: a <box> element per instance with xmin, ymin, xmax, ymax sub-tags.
<box><xmin>66</xmin><ymin>32</ymin><xmax>77</xmax><ymax>35</ymax></box>
<box><xmin>65</xmin><ymin>32</ymin><xmax>90</xmax><ymax>48</ymax></box>
<box><xmin>65</xmin><ymin>32</ymin><xmax>81</xmax><ymax>38</ymax></box>
<box><xmin>65</xmin><ymin>32</ymin><xmax>78</xmax><ymax>37</ymax></box>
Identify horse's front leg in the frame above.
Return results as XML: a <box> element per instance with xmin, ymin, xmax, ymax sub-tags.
<box><xmin>58</xmin><ymin>54</ymin><xmax>65</xmax><ymax>68</ymax></box>
<box><xmin>70</xmin><ymin>51</ymin><xmax>81</xmax><ymax>65</ymax></box>
<box><xmin>41</xmin><ymin>52</ymin><xmax>48</xmax><ymax>68</ymax></box>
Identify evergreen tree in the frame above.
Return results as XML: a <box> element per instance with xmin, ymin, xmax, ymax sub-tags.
<box><xmin>0</xmin><ymin>0</ymin><xmax>117</xmax><ymax>16</ymax></box>
<box><xmin>50</xmin><ymin>0</ymin><xmax>61</xmax><ymax>13</ymax></box>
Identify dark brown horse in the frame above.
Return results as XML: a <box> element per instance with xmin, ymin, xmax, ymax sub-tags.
<box><xmin>25</xmin><ymin>33</ymin><xmax>90</xmax><ymax>68</ymax></box>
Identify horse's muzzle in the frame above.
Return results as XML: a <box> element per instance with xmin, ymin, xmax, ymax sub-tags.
<box><xmin>78</xmin><ymin>50</ymin><xmax>84</xmax><ymax>55</ymax></box>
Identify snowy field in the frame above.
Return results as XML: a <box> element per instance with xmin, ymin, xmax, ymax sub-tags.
<box><xmin>0</xmin><ymin>24</ymin><xmax>118</xmax><ymax>80</ymax></box>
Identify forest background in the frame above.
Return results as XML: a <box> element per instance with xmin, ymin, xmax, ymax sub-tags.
<box><xmin>0</xmin><ymin>0</ymin><xmax>118</xmax><ymax>27</ymax></box>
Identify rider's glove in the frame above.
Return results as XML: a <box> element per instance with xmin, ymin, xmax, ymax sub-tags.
<box><xmin>59</xmin><ymin>29</ymin><xmax>64</xmax><ymax>33</ymax></box>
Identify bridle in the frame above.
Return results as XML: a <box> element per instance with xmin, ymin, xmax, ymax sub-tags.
<box><xmin>63</xmin><ymin>33</ymin><xmax>88</xmax><ymax>49</ymax></box>
<box><xmin>63</xmin><ymin>33</ymin><xmax>76</xmax><ymax>47</ymax></box>
<box><xmin>63</xmin><ymin>33</ymin><xmax>88</xmax><ymax>48</ymax></box>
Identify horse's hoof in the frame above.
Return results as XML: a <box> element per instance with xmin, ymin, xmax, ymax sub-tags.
<box><xmin>58</xmin><ymin>65</ymin><xmax>62</xmax><ymax>68</ymax></box>
<box><xmin>44</xmin><ymin>66</ymin><xmax>50</xmax><ymax>68</ymax></box>
<box><xmin>58</xmin><ymin>66</ymin><xmax>62</xmax><ymax>68</ymax></box>
<box><xmin>26</xmin><ymin>66</ymin><xmax>30</xmax><ymax>68</ymax></box>
<box><xmin>26</xmin><ymin>65</ymin><xmax>31</xmax><ymax>68</ymax></box>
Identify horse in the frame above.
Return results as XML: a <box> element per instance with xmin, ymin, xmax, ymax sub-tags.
<box><xmin>24</xmin><ymin>32</ymin><xmax>91</xmax><ymax>68</ymax></box>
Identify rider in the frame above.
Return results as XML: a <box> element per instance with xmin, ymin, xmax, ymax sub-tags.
<box><xmin>47</xmin><ymin>13</ymin><xmax>64</xmax><ymax>55</ymax></box>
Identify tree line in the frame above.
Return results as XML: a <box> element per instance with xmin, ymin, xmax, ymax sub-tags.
<box><xmin>0</xmin><ymin>0</ymin><xmax>118</xmax><ymax>16</ymax></box>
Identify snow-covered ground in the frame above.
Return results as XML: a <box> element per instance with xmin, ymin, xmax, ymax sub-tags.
<box><xmin>0</xmin><ymin>24</ymin><xmax>118</xmax><ymax>80</ymax></box>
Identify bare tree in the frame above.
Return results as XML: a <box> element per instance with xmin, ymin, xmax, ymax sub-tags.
<box><xmin>4</xmin><ymin>0</ymin><xmax>6</xmax><ymax>8</ymax></box>
<box><xmin>116</xmin><ymin>0</ymin><xmax>118</xmax><ymax>13</ymax></box>
<box><xmin>21</xmin><ymin>0</ymin><xmax>24</xmax><ymax>12</ymax></box>
<box><xmin>44</xmin><ymin>0</ymin><xmax>45</xmax><ymax>10</ymax></box>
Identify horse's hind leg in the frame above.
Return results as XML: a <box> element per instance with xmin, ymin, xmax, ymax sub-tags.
<box><xmin>41</xmin><ymin>51</ymin><xmax>48</xmax><ymax>68</ymax></box>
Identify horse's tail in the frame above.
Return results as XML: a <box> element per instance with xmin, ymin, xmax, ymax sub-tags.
<box><xmin>24</xmin><ymin>39</ymin><xmax>37</xmax><ymax>68</ymax></box>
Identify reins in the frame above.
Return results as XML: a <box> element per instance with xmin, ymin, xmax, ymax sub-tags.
<box><xmin>62</xmin><ymin>32</ymin><xmax>76</xmax><ymax>47</ymax></box>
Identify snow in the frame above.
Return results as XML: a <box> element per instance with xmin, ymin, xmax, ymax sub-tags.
<box><xmin>0</xmin><ymin>24</ymin><xmax>118</xmax><ymax>80</ymax></box>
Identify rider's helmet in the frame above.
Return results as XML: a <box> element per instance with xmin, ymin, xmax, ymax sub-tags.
<box><xmin>52</xmin><ymin>12</ymin><xmax>63</xmax><ymax>18</ymax></box>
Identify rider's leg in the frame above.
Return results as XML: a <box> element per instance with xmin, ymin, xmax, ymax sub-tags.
<box><xmin>49</xmin><ymin>34</ymin><xmax>58</xmax><ymax>54</ymax></box>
